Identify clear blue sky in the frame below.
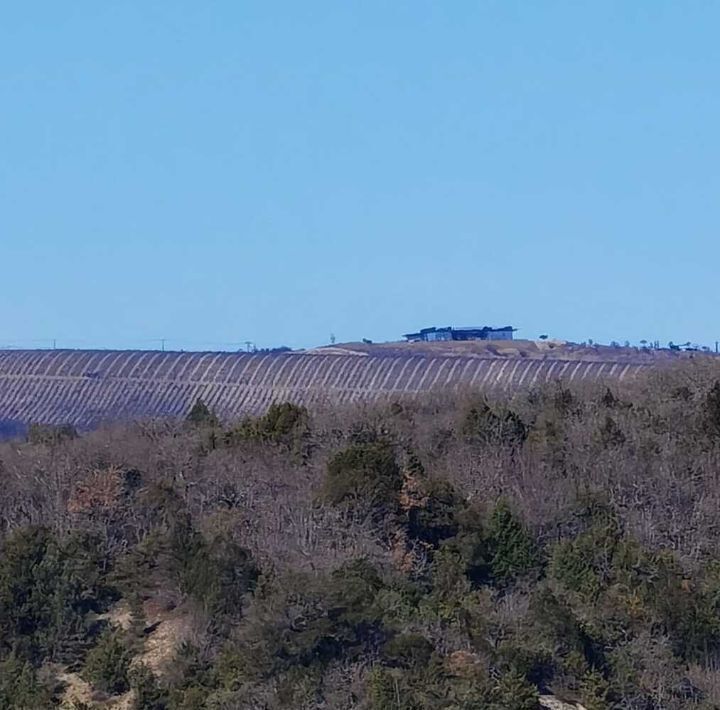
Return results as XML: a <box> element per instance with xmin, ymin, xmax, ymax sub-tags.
<box><xmin>1</xmin><ymin>2</ymin><xmax>718</xmax><ymax>351</ymax></box>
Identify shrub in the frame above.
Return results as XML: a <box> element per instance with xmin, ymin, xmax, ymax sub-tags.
<box><xmin>169</xmin><ymin>687</ymin><xmax>207</xmax><ymax>710</ymax></box>
<box><xmin>489</xmin><ymin>669</ymin><xmax>539</xmax><ymax>710</ymax></box>
<box><xmin>325</xmin><ymin>559</ymin><xmax>387</xmax><ymax>649</ymax></box>
<box><xmin>218</xmin><ymin>560</ymin><xmax>388</xmax><ymax>687</ymax></box>
<box><xmin>186</xmin><ymin>398</ymin><xmax>219</xmax><ymax>427</ymax></box>
<box><xmin>461</xmin><ymin>400</ymin><xmax>527</xmax><ymax>447</ymax></box>
<box><xmin>366</xmin><ymin>662</ymin><xmax>463</xmax><ymax>710</ymax></box>
<box><xmin>225</xmin><ymin>402</ymin><xmax>309</xmax><ymax>452</ymax></box>
<box><xmin>27</xmin><ymin>422</ymin><xmax>78</xmax><ymax>445</ymax></box>
<box><xmin>180</xmin><ymin>535</ymin><xmax>259</xmax><ymax>619</ymax></box>
<box><xmin>82</xmin><ymin>627</ymin><xmax>132</xmax><ymax>695</ymax></box>
<box><xmin>381</xmin><ymin>634</ymin><xmax>433</xmax><ymax>668</ymax></box>
<box><xmin>366</xmin><ymin>666</ymin><xmax>424</xmax><ymax>710</ymax></box>
<box><xmin>0</xmin><ymin>527</ymin><xmax>113</xmax><ymax>665</ymax></box>
<box><xmin>115</xmin><ymin>483</ymin><xmax>258</xmax><ymax>619</ymax></box>
<box><xmin>703</xmin><ymin>381</ymin><xmax>720</xmax><ymax>437</ymax></box>
<box><xmin>404</xmin><ymin>476</ymin><xmax>463</xmax><ymax>547</ymax></box>
<box><xmin>580</xmin><ymin>670</ymin><xmax>611</xmax><ymax>710</ymax></box>
<box><xmin>165</xmin><ymin>642</ymin><xmax>214</xmax><ymax>709</ymax></box>
<box><xmin>649</xmin><ymin>556</ymin><xmax>720</xmax><ymax>662</ymax></box>
<box><xmin>130</xmin><ymin>663</ymin><xmax>169</xmax><ymax>709</ymax></box>
<box><xmin>256</xmin><ymin>402</ymin><xmax>308</xmax><ymax>442</ymax></box>
<box><xmin>485</xmin><ymin>500</ymin><xmax>541</xmax><ymax>585</ymax></box>
<box><xmin>431</xmin><ymin>500</ymin><xmax>540</xmax><ymax>589</ymax></box>
<box><xmin>439</xmin><ymin>507</ymin><xmax>490</xmax><ymax>587</ymax></box>
<box><xmin>551</xmin><ymin>382</ymin><xmax>579</xmax><ymax>418</ymax></box>
<box><xmin>529</xmin><ymin>586</ymin><xmax>600</xmax><ymax>672</ymax></box>
<box><xmin>597</xmin><ymin>415</ymin><xmax>626</xmax><ymax>448</ymax></box>
<box><xmin>549</xmin><ymin>505</ymin><xmax>622</xmax><ymax>602</ymax></box>
<box><xmin>322</xmin><ymin>442</ymin><xmax>402</xmax><ymax>510</ymax></box>
<box><xmin>497</xmin><ymin>642</ymin><xmax>554</xmax><ymax>688</ymax></box>
<box><xmin>0</xmin><ymin>654</ymin><xmax>53</xmax><ymax>710</ymax></box>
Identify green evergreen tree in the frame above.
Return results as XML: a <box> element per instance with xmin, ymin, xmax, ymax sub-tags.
<box><xmin>0</xmin><ymin>526</ymin><xmax>111</xmax><ymax>665</ymax></box>
<box><xmin>131</xmin><ymin>663</ymin><xmax>169</xmax><ymax>709</ymax></box>
<box><xmin>186</xmin><ymin>399</ymin><xmax>219</xmax><ymax>427</ymax></box>
<box><xmin>83</xmin><ymin>628</ymin><xmax>132</xmax><ymax>695</ymax></box>
<box><xmin>486</xmin><ymin>500</ymin><xmax>541</xmax><ymax>585</ymax></box>
<box><xmin>490</xmin><ymin>669</ymin><xmax>538</xmax><ymax>710</ymax></box>
<box><xmin>322</xmin><ymin>443</ymin><xmax>402</xmax><ymax>510</ymax></box>
<box><xmin>0</xmin><ymin>654</ymin><xmax>53</xmax><ymax>710</ymax></box>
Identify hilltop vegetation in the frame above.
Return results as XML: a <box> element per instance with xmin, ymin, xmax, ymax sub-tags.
<box><xmin>3</xmin><ymin>363</ymin><xmax>720</xmax><ymax>708</ymax></box>
<box><xmin>321</xmin><ymin>338</ymin><xmax>705</xmax><ymax>363</ymax></box>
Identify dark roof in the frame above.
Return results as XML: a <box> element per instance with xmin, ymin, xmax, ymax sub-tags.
<box><xmin>404</xmin><ymin>325</ymin><xmax>516</xmax><ymax>337</ymax></box>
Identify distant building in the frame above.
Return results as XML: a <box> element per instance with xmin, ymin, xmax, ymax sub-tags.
<box><xmin>403</xmin><ymin>326</ymin><xmax>516</xmax><ymax>343</ymax></box>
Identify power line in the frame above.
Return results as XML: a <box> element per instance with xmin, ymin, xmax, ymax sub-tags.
<box><xmin>0</xmin><ymin>337</ymin><xmax>264</xmax><ymax>352</ymax></box>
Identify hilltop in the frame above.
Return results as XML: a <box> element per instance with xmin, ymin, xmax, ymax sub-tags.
<box><xmin>0</xmin><ymin>344</ymin><xmax>673</xmax><ymax>433</ymax></box>
<box><xmin>313</xmin><ymin>338</ymin><xmax>705</xmax><ymax>362</ymax></box>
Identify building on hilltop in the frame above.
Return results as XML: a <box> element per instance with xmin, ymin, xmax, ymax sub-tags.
<box><xmin>403</xmin><ymin>325</ymin><xmax>516</xmax><ymax>343</ymax></box>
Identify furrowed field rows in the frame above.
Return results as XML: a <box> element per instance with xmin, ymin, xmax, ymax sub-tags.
<box><xmin>0</xmin><ymin>349</ymin><xmax>650</xmax><ymax>428</ymax></box>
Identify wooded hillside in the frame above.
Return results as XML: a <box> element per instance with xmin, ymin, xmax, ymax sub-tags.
<box><xmin>2</xmin><ymin>362</ymin><xmax>720</xmax><ymax>709</ymax></box>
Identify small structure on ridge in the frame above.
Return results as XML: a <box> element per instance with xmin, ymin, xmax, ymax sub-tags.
<box><xmin>403</xmin><ymin>325</ymin><xmax>516</xmax><ymax>343</ymax></box>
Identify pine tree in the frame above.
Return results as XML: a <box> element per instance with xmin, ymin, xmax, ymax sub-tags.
<box><xmin>186</xmin><ymin>398</ymin><xmax>219</xmax><ymax>427</ymax></box>
<box><xmin>82</xmin><ymin>628</ymin><xmax>132</xmax><ymax>695</ymax></box>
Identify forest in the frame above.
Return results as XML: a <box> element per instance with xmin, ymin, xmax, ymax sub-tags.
<box><xmin>3</xmin><ymin>361</ymin><xmax>720</xmax><ymax>709</ymax></box>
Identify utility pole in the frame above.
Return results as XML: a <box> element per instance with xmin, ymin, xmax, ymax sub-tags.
<box><xmin>161</xmin><ymin>338</ymin><xmax>166</xmax><ymax>352</ymax></box>
<box><xmin>52</xmin><ymin>339</ymin><xmax>57</xmax><ymax>350</ymax></box>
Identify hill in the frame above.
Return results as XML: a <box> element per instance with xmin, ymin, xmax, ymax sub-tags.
<box><xmin>0</xmin><ymin>342</ymin><xmax>698</xmax><ymax>432</ymax></box>
<box><xmin>1</xmin><ymin>364</ymin><xmax>720</xmax><ymax>707</ymax></box>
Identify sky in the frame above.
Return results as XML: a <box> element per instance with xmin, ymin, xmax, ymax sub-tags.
<box><xmin>1</xmin><ymin>1</ymin><xmax>719</xmax><ymax>351</ymax></box>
